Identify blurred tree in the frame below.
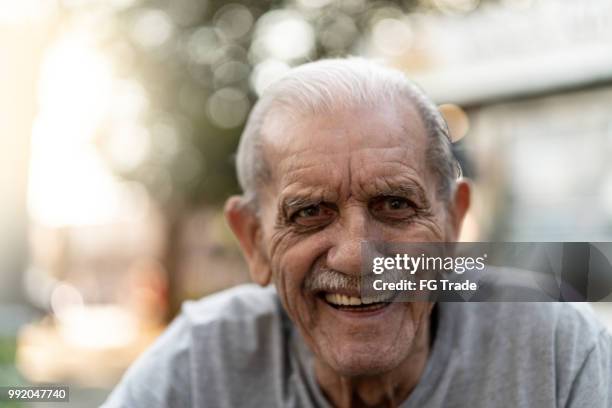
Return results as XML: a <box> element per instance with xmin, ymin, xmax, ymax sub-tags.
<box><xmin>100</xmin><ymin>0</ymin><xmax>488</xmax><ymax>318</ymax></box>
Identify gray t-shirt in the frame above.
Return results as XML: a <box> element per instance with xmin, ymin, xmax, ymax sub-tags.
<box><xmin>102</xmin><ymin>284</ymin><xmax>612</xmax><ymax>408</ymax></box>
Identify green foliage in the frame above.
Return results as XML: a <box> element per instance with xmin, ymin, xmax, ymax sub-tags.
<box><xmin>101</xmin><ymin>0</ymin><xmax>485</xmax><ymax>210</ymax></box>
<box><xmin>0</xmin><ymin>337</ymin><xmax>16</xmax><ymax>366</ymax></box>
<box><xmin>0</xmin><ymin>337</ymin><xmax>25</xmax><ymax>407</ymax></box>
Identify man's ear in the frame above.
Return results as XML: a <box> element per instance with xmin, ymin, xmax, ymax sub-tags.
<box><xmin>449</xmin><ymin>179</ymin><xmax>471</xmax><ymax>239</ymax></box>
<box><xmin>224</xmin><ymin>196</ymin><xmax>272</xmax><ymax>286</ymax></box>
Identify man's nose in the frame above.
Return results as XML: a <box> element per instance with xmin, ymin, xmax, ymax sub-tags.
<box><xmin>326</xmin><ymin>206</ymin><xmax>373</xmax><ymax>276</ymax></box>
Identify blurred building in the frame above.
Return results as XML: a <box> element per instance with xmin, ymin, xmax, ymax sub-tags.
<box><xmin>403</xmin><ymin>0</ymin><xmax>612</xmax><ymax>241</ymax></box>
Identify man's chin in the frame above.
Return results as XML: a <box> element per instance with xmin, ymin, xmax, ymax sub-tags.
<box><xmin>335</xmin><ymin>357</ymin><xmax>396</xmax><ymax>377</ymax></box>
<box><xmin>315</xmin><ymin>334</ymin><xmax>413</xmax><ymax>377</ymax></box>
<box><xmin>307</xmin><ymin>300</ymin><xmax>422</xmax><ymax>376</ymax></box>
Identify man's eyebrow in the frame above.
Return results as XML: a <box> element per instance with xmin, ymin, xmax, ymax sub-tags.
<box><xmin>369</xmin><ymin>182</ymin><xmax>429</xmax><ymax>206</ymax></box>
<box><xmin>279</xmin><ymin>191</ymin><xmax>332</xmax><ymax>218</ymax></box>
<box><xmin>283</xmin><ymin>195</ymin><xmax>320</xmax><ymax>209</ymax></box>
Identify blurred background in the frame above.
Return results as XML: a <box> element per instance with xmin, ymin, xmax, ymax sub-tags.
<box><xmin>1</xmin><ymin>0</ymin><xmax>612</xmax><ymax>405</ymax></box>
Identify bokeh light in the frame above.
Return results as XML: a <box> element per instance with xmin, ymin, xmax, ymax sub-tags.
<box><xmin>319</xmin><ymin>12</ymin><xmax>358</xmax><ymax>52</ymax></box>
<box><xmin>186</xmin><ymin>26</ymin><xmax>221</xmax><ymax>65</ymax></box>
<box><xmin>207</xmin><ymin>87</ymin><xmax>250</xmax><ymax>128</ymax></box>
<box><xmin>372</xmin><ymin>17</ymin><xmax>413</xmax><ymax>56</ymax></box>
<box><xmin>131</xmin><ymin>9</ymin><xmax>174</xmax><ymax>49</ymax></box>
<box><xmin>439</xmin><ymin>103</ymin><xmax>470</xmax><ymax>142</ymax></box>
<box><xmin>27</xmin><ymin>33</ymin><xmax>122</xmax><ymax>227</ymax></box>
<box><xmin>214</xmin><ymin>4</ymin><xmax>254</xmax><ymax>41</ymax></box>
<box><xmin>0</xmin><ymin>0</ymin><xmax>55</xmax><ymax>24</ymax></box>
<box><xmin>432</xmin><ymin>0</ymin><xmax>480</xmax><ymax>14</ymax></box>
<box><xmin>105</xmin><ymin>122</ymin><xmax>152</xmax><ymax>172</ymax></box>
<box><xmin>251</xmin><ymin>59</ymin><xmax>291</xmax><ymax>96</ymax></box>
<box><xmin>251</xmin><ymin>10</ymin><xmax>314</xmax><ymax>62</ymax></box>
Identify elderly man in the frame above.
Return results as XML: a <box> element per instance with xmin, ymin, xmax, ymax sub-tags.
<box><xmin>104</xmin><ymin>59</ymin><xmax>612</xmax><ymax>407</ymax></box>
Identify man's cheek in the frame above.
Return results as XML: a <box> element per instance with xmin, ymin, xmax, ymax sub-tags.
<box><xmin>272</xmin><ymin>263</ymin><xmax>305</xmax><ymax>310</ymax></box>
<box><xmin>400</xmin><ymin>221</ymin><xmax>447</xmax><ymax>242</ymax></box>
<box><xmin>275</xmin><ymin>272</ymin><xmax>318</xmax><ymax>331</ymax></box>
<box><xmin>410</xmin><ymin>302</ymin><xmax>432</xmax><ymax>326</ymax></box>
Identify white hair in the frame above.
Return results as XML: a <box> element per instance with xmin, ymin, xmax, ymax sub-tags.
<box><xmin>235</xmin><ymin>57</ymin><xmax>460</xmax><ymax>208</ymax></box>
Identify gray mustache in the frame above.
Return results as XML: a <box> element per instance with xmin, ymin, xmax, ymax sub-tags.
<box><xmin>304</xmin><ymin>268</ymin><xmax>424</xmax><ymax>292</ymax></box>
<box><xmin>303</xmin><ymin>267</ymin><xmax>403</xmax><ymax>303</ymax></box>
<box><xmin>303</xmin><ymin>266</ymin><xmax>415</xmax><ymax>293</ymax></box>
<box><xmin>304</xmin><ymin>268</ymin><xmax>360</xmax><ymax>293</ymax></box>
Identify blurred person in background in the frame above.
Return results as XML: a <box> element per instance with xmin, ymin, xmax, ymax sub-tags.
<box><xmin>102</xmin><ymin>59</ymin><xmax>612</xmax><ymax>407</ymax></box>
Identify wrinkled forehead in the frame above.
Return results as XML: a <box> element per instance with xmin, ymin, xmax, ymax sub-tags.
<box><xmin>263</xmin><ymin>99</ymin><xmax>428</xmax><ymax>154</ymax></box>
<box><xmin>259</xmin><ymin>102</ymin><xmax>434</xmax><ymax>198</ymax></box>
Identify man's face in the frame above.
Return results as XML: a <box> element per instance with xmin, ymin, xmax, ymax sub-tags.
<box><xmin>250</xmin><ymin>103</ymin><xmax>459</xmax><ymax>375</ymax></box>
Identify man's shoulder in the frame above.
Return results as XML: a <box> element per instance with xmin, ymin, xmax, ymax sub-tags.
<box><xmin>102</xmin><ymin>284</ymin><xmax>285</xmax><ymax>407</ymax></box>
<box><xmin>181</xmin><ymin>283</ymin><xmax>280</xmax><ymax>326</ymax></box>
<box><xmin>176</xmin><ymin>284</ymin><xmax>288</xmax><ymax>352</ymax></box>
<box><xmin>549</xmin><ymin>302</ymin><xmax>610</xmax><ymax>339</ymax></box>
<box><xmin>434</xmin><ymin>301</ymin><xmax>611</xmax><ymax>406</ymax></box>
<box><xmin>448</xmin><ymin>301</ymin><xmax>611</xmax><ymax>356</ymax></box>
<box><xmin>454</xmin><ymin>301</ymin><xmax>606</xmax><ymax>331</ymax></box>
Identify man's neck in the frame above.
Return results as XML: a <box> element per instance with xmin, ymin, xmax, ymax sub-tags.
<box><xmin>314</xmin><ymin>313</ymin><xmax>432</xmax><ymax>408</ymax></box>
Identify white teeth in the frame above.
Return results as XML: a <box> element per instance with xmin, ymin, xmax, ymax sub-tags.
<box><xmin>362</xmin><ymin>293</ymin><xmax>394</xmax><ymax>304</ymax></box>
<box><xmin>325</xmin><ymin>293</ymin><xmax>362</xmax><ymax>306</ymax></box>
<box><xmin>361</xmin><ymin>297</ymin><xmax>376</xmax><ymax>305</ymax></box>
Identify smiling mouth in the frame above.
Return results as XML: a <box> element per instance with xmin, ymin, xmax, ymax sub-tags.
<box><xmin>321</xmin><ymin>292</ymin><xmax>393</xmax><ymax>312</ymax></box>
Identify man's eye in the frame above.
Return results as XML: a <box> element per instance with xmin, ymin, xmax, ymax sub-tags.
<box><xmin>370</xmin><ymin>196</ymin><xmax>416</xmax><ymax>219</ymax></box>
<box><xmin>297</xmin><ymin>206</ymin><xmax>319</xmax><ymax>218</ymax></box>
<box><xmin>291</xmin><ymin>205</ymin><xmax>334</xmax><ymax>226</ymax></box>
<box><xmin>387</xmin><ymin>198</ymin><xmax>409</xmax><ymax>210</ymax></box>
